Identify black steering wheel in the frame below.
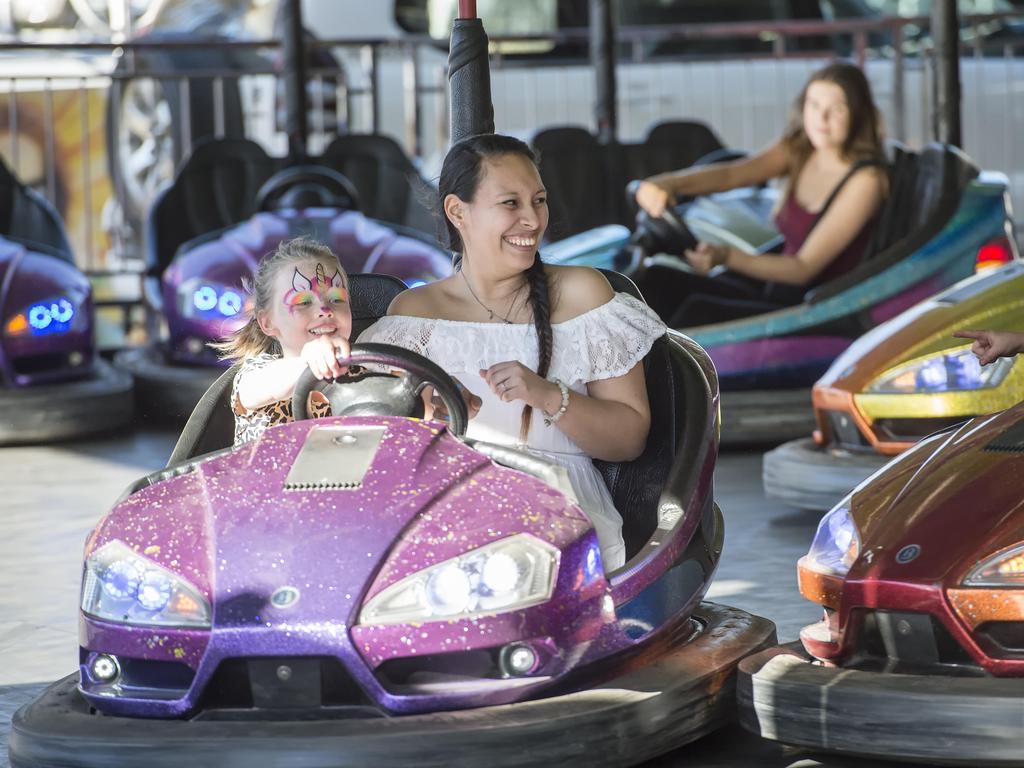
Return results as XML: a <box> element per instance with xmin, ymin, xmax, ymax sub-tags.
<box><xmin>291</xmin><ymin>343</ymin><xmax>469</xmax><ymax>437</ymax></box>
<box><xmin>255</xmin><ymin>166</ymin><xmax>362</xmax><ymax>212</ymax></box>
<box><xmin>626</xmin><ymin>179</ymin><xmax>699</xmax><ymax>256</ymax></box>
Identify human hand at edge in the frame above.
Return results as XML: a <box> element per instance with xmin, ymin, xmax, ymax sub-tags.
<box><xmin>953</xmin><ymin>330</ymin><xmax>1024</xmax><ymax>366</ymax></box>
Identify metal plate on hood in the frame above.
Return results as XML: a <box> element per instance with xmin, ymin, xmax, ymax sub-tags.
<box><xmin>284</xmin><ymin>425</ymin><xmax>386</xmax><ymax>490</ymax></box>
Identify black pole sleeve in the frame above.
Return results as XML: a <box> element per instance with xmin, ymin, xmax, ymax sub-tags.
<box><xmin>448</xmin><ymin>17</ymin><xmax>494</xmax><ymax>144</ymax></box>
<box><xmin>283</xmin><ymin>0</ymin><xmax>308</xmax><ymax>161</ymax></box>
<box><xmin>591</xmin><ymin>0</ymin><xmax>617</xmax><ymax>145</ymax></box>
<box><xmin>931</xmin><ymin>0</ymin><xmax>961</xmax><ymax>147</ymax></box>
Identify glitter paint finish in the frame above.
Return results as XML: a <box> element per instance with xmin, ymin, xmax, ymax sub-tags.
<box><xmin>795</xmin><ymin>402</ymin><xmax>1024</xmax><ymax>675</ymax></box>
<box><xmin>80</xmin><ymin>411</ymin><xmax>716</xmax><ymax>718</ymax></box>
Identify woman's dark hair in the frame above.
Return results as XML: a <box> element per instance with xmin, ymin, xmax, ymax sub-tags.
<box><xmin>438</xmin><ymin>133</ymin><xmax>553</xmax><ymax>442</ymax></box>
<box><xmin>782</xmin><ymin>61</ymin><xmax>887</xmax><ymax>197</ymax></box>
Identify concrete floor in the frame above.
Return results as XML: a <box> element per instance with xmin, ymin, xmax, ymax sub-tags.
<box><xmin>0</xmin><ymin>429</ymin><xmax>931</xmax><ymax>767</ymax></box>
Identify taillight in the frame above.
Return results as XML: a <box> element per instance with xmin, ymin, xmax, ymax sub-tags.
<box><xmin>975</xmin><ymin>236</ymin><xmax>1014</xmax><ymax>272</ymax></box>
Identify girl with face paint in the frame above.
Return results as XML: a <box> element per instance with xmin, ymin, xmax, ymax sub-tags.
<box><xmin>213</xmin><ymin>237</ymin><xmax>353</xmax><ymax>446</ymax></box>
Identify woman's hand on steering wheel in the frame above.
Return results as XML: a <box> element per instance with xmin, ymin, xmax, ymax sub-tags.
<box><xmin>426</xmin><ymin>379</ymin><xmax>482</xmax><ymax>422</ymax></box>
<box><xmin>300</xmin><ymin>336</ymin><xmax>351</xmax><ymax>380</ymax></box>
<box><xmin>634</xmin><ymin>179</ymin><xmax>674</xmax><ymax>218</ymax></box>
<box><xmin>685</xmin><ymin>242</ymin><xmax>732</xmax><ymax>276</ymax></box>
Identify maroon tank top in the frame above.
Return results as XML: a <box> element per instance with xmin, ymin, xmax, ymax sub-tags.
<box><xmin>774</xmin><ymin>164</ymin><xmax>880</xmax><ymax>286</ymax></box>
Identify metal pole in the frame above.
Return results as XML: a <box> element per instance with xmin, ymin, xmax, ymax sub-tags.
<box><xmin>282</xmin><ymin>0</ymin><xmax>308</xmax><ymax>161</ymax></box>
<box><xmin>448</xmin><ymin>2</ymin><xmax>494</xmax><ymax>143</ymax></box>
<box><xmin>931</xmin><ymin>0</ymin><xmax>961</xmax><ymax>146</ymax></box>
<box><xmin>590</xmin><ymin>0</ymin><xmax>617</xmax><ymax>144</ymax></box>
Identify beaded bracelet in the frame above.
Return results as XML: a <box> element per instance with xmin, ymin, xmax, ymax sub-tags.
<box><xmin>543</xmin><ymin>378</ymin><xmax>570</xmax><ymax>426</ymax></box>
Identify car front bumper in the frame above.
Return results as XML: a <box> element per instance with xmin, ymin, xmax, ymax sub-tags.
<box><xmin>738</xmin><ymin>641</ymin><xmax>1024</xmax><ymax>767</ymax></box>
<box><xmin>12</xmin><ymin>603</ymin><xmax>774</xmax><ymax>768</ymax></box>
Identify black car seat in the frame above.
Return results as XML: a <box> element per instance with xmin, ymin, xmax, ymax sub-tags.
<box><xmin>319</xmin><ymin>134</ymin><xmax>435</xmax><ymax>236</ymax></box>
<box><xmin>806</xmin><ymin>143</ymin><xmax>979</xmax><ymax>304</ymax></box>
<box><xmin>596</xmin><ymin>269</ymin><xmax>714</xmax><ymax>559</ymax></box>
<box><xmin>625</xmin><ymin>120</ymin><xmax>725</xmax><ymax>182</ymax></box>
<box><xmin>532</xmin><ymin>126</ymin><xmax>618</xmax><ymax>239</ymax></box>
<box><xmin>0</xmin><ymin>157</ymin><xmax>74</xmax><ymax>262</ymax></box>
<box><xmin>165</xmin><ymin>273</ymin><xmax>408</xmax><ymax>466</ymax></box>
<box><xmin>146</xmin><ymin>137</ymin><xmax>282</xmax><ymax>279</ymax></box>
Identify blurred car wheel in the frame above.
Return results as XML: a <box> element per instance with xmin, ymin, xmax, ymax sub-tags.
<box><xmin>105</xmin><ymin>45</ymin><xmax>246</xmax><ymax>222</ymax></box>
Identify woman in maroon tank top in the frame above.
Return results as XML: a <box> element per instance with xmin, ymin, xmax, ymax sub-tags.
<box><xmin>634</xmin><ymin>62</ymin><xmax>888</xmax><ymax>327</ymax></box>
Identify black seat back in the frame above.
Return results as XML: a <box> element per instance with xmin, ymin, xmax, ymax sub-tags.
<box><xmin>806</xmin><ymin>143</ymin><xmax>979</xmax><ymax>304</ymax></box>
<box><xmin>147</xmin><ymin>137</ymin><xmax>282</xmax><ymax>277</ymax></box>
<box><xmin>166</xmin><ymin>273</ymin><xmax>408</xmax><ymax>465</ymax></box>
<box><xmin>624</xmin><ymin>120</ymin><xmax>725</xmax><ymax>181</ymax></box>
<box><xmin>595</xmin><ymin>269</ymin><xmax>711</xmax><ymax>557</ymax></box>
<box><xmin>0</xmin><ymin>157</ymin><xmax>74</xmax><ymax>262</ymax></box>
<box><xmin>319</xmin><ymin>134</ymin><xmax>435</xmax><ymax>235</ymax></box>
<box><xmin>533</xmin><ymin>121</ymin><xmax>726</xmax><ymax>240</ymax></box>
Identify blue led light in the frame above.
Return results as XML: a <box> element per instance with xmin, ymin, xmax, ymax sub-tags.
<box><xmin>102</xmin><ymin>560</ymin><xmax>141</xmax><ymax>601</ymax></box>
<box><xmin>406</xmin><ymin>279</ymin><xmax>427</xmax><ymax>288</ymax></box>
<box><xmin>26</xmin><ymin>297</ymin><xmax>76</xmax><ymax>335</ymax></box>
<box><xmin>193</xmin><ymin>286</ymin><xmax>218</xmax><ymax>312</ymax></box>
<box><xmin>951</xmin><ymin>351</ymin><xmax>983</xmax><ymax>390</ymax></box>
<box><xmin>28</xmin><ymin>305</ymin><xmax>51</xmax><ymax>330</ymax></box>
<box><xmin>915</xmin><ymin>359</ymin><xmax>948</xmax><ymax>391</ymax></box>
<box><xmin>218</xmin><ymin>290</ymin><xmax>242</xmax><ymax>316</ymax></box>
<box><xmin>136</xmin><ymin>570</ymin><xmax>172</xmax><ymax>612</ymax></box>
<box><xmin>52</xmin><ymin>298</ymin><xmax>74</xmax><ymax>323</ymax></box>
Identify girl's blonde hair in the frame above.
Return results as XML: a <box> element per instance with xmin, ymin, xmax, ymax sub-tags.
<box><xmin>781</xmin><ymin>61</ymin><xmax>887</xmax><ymax>199</ymax></box>
<box><xmin>212</xmin><ymin>236</ymin><xmax>347</xmax><ymax>362</ymax></box>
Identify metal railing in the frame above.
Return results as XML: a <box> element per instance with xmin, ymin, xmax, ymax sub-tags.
<box><xmin>1</xmin><ymin>12</ymin><xmax>1023</xmax><ymax>344</ymax></box>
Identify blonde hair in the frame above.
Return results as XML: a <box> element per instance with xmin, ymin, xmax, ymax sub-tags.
<box><xmin>781</xmin><ymin>62</ymin><xmax>887</xmax><ymax>199</ymax></box>
<box><xmin>212</xmin><ymin>236</ymin><xmax>348</xmax><ymax>362</ymax></box>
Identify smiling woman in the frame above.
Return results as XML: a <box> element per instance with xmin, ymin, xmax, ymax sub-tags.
<box><xmin>358</xmin><ymin>133</ymin><xmax>667</xmax><ymax>572</ymax></box>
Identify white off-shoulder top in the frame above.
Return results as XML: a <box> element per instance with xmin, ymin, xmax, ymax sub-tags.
<box><xmin>357</xmin><ymin>292</ymin><xmax>666</xmax><ymax>571</ymax></box>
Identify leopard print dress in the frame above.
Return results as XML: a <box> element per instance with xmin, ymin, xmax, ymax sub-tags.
<box><xmin>231</xmin><ymin>353</ymin><xmax>331</xmax><ymax>446</ymax></box>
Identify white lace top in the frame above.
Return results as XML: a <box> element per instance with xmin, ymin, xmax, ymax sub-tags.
<box><xmin>357</xmin><ymin>292</ymin><xmax>665</xmax><ymax>572</ymax></box>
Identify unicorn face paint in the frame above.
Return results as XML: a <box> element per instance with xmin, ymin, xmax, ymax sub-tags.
<box><xmin>261</xmin><ymin>259</ymin><xmax>353</xmax><ymax>357</ymax></box>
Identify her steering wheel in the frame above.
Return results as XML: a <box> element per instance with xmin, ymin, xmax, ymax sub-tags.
<box><xmin>291</xmin><ymin>343</ymin><xmax>469</xmax><ymax>436</ymax></box>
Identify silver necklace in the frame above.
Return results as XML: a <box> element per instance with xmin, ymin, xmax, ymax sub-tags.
<box><xmin>460</xmin><ymin>268</ymin><xmax>522</xmax><ymax>324</ymax></box>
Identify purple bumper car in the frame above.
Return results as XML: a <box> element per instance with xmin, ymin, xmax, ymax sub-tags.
<box><xmin>0</xmin><ymin>158</ymin><xmax>132</xmax><ymax>444</ymax></box>
<box><xmin>115</xmin><ymin>136</ymin><xmax>453</xmax><ymax>422</ymax></box>
<box><xmin>11</xmin><ymin>273</ymin><xmax>774</xmax><ymax>768</ymax></box>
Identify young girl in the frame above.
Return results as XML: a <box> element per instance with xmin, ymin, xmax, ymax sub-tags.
<box><xmin>214</xmin><ymin>237</ymin><xmax>352</xmax><ymax>446</ymax></box>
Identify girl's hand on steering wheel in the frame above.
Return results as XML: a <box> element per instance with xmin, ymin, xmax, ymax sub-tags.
<box><xmin>684</xmin><ymin>241</ymin><xmax>730</xmax><ymax>275</ymax></box>
<box><xmin>635</xmin><ymin>179</ymin><xmax>673</xmax><ymax>218</ymax></box>
<box><xmin>301</xmin><ymin>335</ymin><xmax>350</xmax><ymax>380</ymax></box>
<box><xmin>481</xmin><ymin>361</ymin><xmax>560</xmax><ymax>413</ymax></box>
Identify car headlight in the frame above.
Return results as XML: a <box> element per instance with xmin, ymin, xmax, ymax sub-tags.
<box><xmin>4</xmin><ymin>296</ymin><xmax>77</xmax><ymax>337</ymax></box>
<box><xmin>81</xmin><ymin>541</ymin><xmax>211</xmax><ymax>628</ymax></box>
<box><xmin>359</xmin><ymin>534</ymin><xmax>560</xmax><ymax>626</ymax></box>
<box><xmin>178</xmin><ymin>279</ymin><xmax>248</xmax><ymax>321</ymax></box>
<box><xmin>963</xmin><ymin>542</ymin><xmax>1024</xmax><ymax>587</ymax></box>
<box><xmin>804</xmin><ymin>500</ymin><xmax>861</xmax><ymax>577</ymax></box>
<box><xmin>867</xmin><ymin>347</ymin><xmax>1015</xmax><ymax>394</ymax></box>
